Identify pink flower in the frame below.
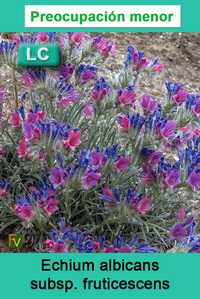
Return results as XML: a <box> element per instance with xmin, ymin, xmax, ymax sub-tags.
<box><xmin>22</xmin><ymin>74</ymin><xmax>35</xmax><ymax>87</ymax></box>
<box><xmin>50</xmin><ymin>242</ymin><xmax>68</xmax><ymax>253</ymax></box>
<box><xmin>83</xmin><ymin>103</ymin><xmax>94</xmax><ymax>117</ymax></box>
<box><xmin>103</xmin><ymin>245</ymin><xmax>117</xmax><ymax>253</ymax></box>
<box><xmin>62</xmin><ymin>130</ymin><xmax>82</xmax><ymax>151</ymax></box>
<box><xmin>118</xmin><ymin>247</ymin><xmax>132</xmax><ymax>253</ymax></box>
<box><xmin>136</xmin><ymin>198</ymin><xmax>153</xmax><ymax>215</ymax></box>
<box><xmin>173</xmin><ymin>89</ymin><xmax>188</xmax><ymax>106</ymax></box>
<box><xmin>16</xmin><ymin>140</ymin><xmax>29</xmax><ymax>158</ymax></box>
<box><xmin>58</xmin><ymin>97</ymin><xmax>72</xmax><ymax>107</ymax></box>
<box><xmin>92</xmin><ymin>89</ymin><xmax>107</xmax><ymax>100</ymax></box>
<box><xmin>70</xmin><ymin>32</ymin><xmax>85</xmax><ymax>44</ymax></box>
<box><xmin>164</xmin><ymin>170</ymin><xmax>181</xmax><ymax>190</ymax></box>
<box><xmin>33</xmin><ymin>127</ymin><xmax>42</xmax><ymax>139</ymax></box>
<box><xmin>117</xmin><ymin>116</ymin><xmax>131</xmax><ymax>132</ymax></box>
<box><xmin>175</xmin><ymin>207</ymin><xmax>186</xmax><ymax>222</ymax></box>
<box><xmin>114</xmin><ymin>156</ymin><xmax>131</xmax><ymax>173</ymax></box>
<box><xmin>132</xmin><ymin>51</ymin><xmax>139</xmax><ymax>64</ymax></box>
<box><xmin>14</xmin><ymin>205</ymin><xmax>36</xmax><ymax>222</ymax></box>
<box><xmin>0</xmin><ymin>190</ymin><xmax>7</xmax><ymax>197</ymax></box>
<box><xmin>37</xmin><ymin>110</ymin><xmax>45</xmax><ymax>120</ymax></box>
<box><xmin>194</xmin><ymin>128</ymin><xmax>200</xmax><ymax>136</ymax></box>
<box><xmin>194</xmin><ymin>249</ymin><xmax>200</xmax><ymax>253</ymax></box>
<box><xmin>186</xmin><ymin>172</ymin><xmax>200</xmax><ymax>191</ymax></box>
<box><xmin>0</xmin><ymin>148</ymin><xmax>4</xmax><ymax>156</ymax></box>
<box><xmin>39</xmin><ymin>197</ymin><xmax>46</xmax><ymax>206</ymax></box>
<box><xmin>137</xmin><ymin>57</ymin><xmax>150</xmax><ymax>69</ymax></box>
<box><xmin>117</xmin><ymin>89</ymin><xmax>137</xmax><ymax>106</ymax></box>
<box><xmin>180</xmin><ymin>126</ymin><xmax>190</xmax><ymax>133</ymax></box>
<box><xmin>93</xmin><ymin>242</ymin><xmax>100</xmax><ymax>252</ymax></box>
<box><xmin>152</xmin><ymin>63</ymin><xmax>165</xmax><ymax>72</ymax></box>
<box><xmin>102</xmin><ymin>187</ymin><xmax>116</xmax><ymax>202</ymax></box>
<box><xmin>140</xmin><ymin>94</ymin><xmax>158</xmax><ymax>113</ymax></box>
<box><xmin>82</xmin><ymin>171</ymin><xmax>101</xmax><ymax>189</ymax></box>
<box><xmin>10</xmin><ymin>112</ymin><xmax>21</xmax><ymax>127</ymax></box>
<box><xmin>49</xmin><ymin>168</ymin><xmax>67</xmax><ymax>189</ymax></box>
<box><xmin>0</xmin><ymin>88</ymin><xmax>7</xmax><ymax>102</ymax></box>
<box><xmin>36</xmin><ymin>32</ymin><xmax>49</xmax><ymax>43</ymax></box>
<box><xmin>191</xmin><ymin>98</ymin><xmax>200</xmax><ymax>117</ymax></box>
<box><xmin>44</xmin><ymin>240</ymin><xmax>55</xmax><ymax>249</ymax></box>
<box><xmin>59</xmin><ymin>64</ymin><xmax>75</xmax><ymax>80</ymax></box>
<box><xmin>160</xmin><ymin>121</ymin><xmax>177</xmax><ymax>139</ymax></box>
<box><xmin>38</xmin><ymin>151</ymin><xmax>46</xmax><ymax>161</ymax></box>
<box><xmin>13</xmin><ymin>35</ymin><xmax>21</xmax><ymax>45</ymax></box>
<box><xmin>44</xmin><ymin>199</ymin><xmax>59</xmax><ymax>217</ymax></box>
<box><xmin>58</xmin><ymin>92</ymin><xmax>80</xmax><ymax>107</ymax></box>
<box><xmin>93</xmin><ymin>36</ymin><xmax>116</xmax><ymax>56</ymax></box>
<box><xmin>80</xmin><ymin>70</ymin><xmax>96</xmax><ymax>83</ymax></box>
<box><xmin>26</xmin><ymin>111</ymin><xmax>39</xmax><ymax>124</ymax></box>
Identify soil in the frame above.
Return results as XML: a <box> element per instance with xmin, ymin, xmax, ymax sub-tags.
<box><xmin>0</xmin><ymin>32</ymin><xmax>200</xmax><ymax>252</ymax></box>
<box><xmin>97</xmin><ymin>32</ymin><xmax>200</xmax><ymax>97</ymax></box>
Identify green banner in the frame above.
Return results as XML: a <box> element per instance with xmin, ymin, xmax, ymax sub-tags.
<box><xmin>0</xmin><ymin>0</ymin><xmax>199</xmax><ymax>32</ymax></box>
<box><xmin>0</xmin><ymin>254</ymin><xmax>198</xmax><ymax>298</ymax></box>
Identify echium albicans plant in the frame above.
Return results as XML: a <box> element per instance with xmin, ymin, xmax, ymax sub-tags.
<box><xmin>0</xmin><ymin>32</ymin><xmax>199</xmax><ymax>252</ymax></box>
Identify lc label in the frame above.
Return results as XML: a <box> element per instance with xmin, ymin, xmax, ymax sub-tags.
<box><xmin>18</xmin><ymin>44</ymin><xmax>60</xmax><ymax>66</ymax></box>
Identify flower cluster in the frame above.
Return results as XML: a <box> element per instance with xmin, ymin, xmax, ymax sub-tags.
<box><xmin>44</xmin><ymin>218</ymin><xmax>157</xmax><ymax>253</ymax></box>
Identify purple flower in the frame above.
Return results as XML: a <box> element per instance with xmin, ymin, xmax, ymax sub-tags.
<box><xmin>82</xmin><ymin>171</ymin><xmax>101</xmax><ymax>189</ymax></box>
<box><xmin>0</xmin><ymin>148</ymin><xmax>4</xmax><ymax>156</ymax></box>
<box><xmin>81</xmin><ymin>70</ymin><xmax>96</xmax><ymax>83</ymax></box>
<box><xmin>140</xmin><ymin>94</ymin><xmax>158</xmax><ymax>113</ymax></box>
<box><xmin>83</xmin><ymin>103</ymin><xmax>94</xmax><ymax>117</ymax></box>
<box><xmin>91</xmin><ymin>150</ymin><xmax>103</xmax><ymax>169</ymax></box>
<box><xmin>59</xmin><ymin>64</ymin><xmax>75</xmax><ymax>80</ymax></box>
<box><xmin>191</xmin><ymin>98</ymin><xmax>200</xmax><ymax>117</ymax></box>
<box><xmin>186</xmin><ymin>172</ymin><xmax>200</xmax><ymax>191</ymax></box>
<box><xmin>173</xmin><ymin>89</ymin><xmax>188</xmax><ymax>106</ymax></box>
<box><xmin>23</xmin><ymin>121</ymin><xmax>35</xmax><ymax>141</ymax></box>
<box><xmin>169</xmin><ymin>223</ymin><xmax>188</xmax><ymax>241</ymax></box>
<box><xmin>164</xmin><ymin>170</ymin><xmax>181</xmax><ymax>190</ymax></box>
<box><xmin>0</xmin><ymin>88</ymin><xmax>7</xmax><ymax>102</ymax></box>
<box><xmin>160</xmin><ymin>121</ymin><xmax>177</xmax><ymax>140</ymax></box>
<box><xmin>147</xmin><ymin>151</ymin><xmax>163</xmax><ymax>167</ymax></box>
<box><xmin>49</xmin><ymin>168</ymin><xmax>67</xmax><ymax>189</ymax></box>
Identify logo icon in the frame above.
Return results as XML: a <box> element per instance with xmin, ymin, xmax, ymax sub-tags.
<box><xmin>8</xmin><ymin>234</ymin><xmax>22</xmax><ymax>248</ymax></box>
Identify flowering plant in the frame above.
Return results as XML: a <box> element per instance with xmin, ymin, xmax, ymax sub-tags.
<box><xmin>0</xmin><ymin>32</ymin><xmax>199</xmax><ymax>252</ymax></box>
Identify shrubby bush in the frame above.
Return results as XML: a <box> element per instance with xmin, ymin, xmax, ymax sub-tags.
<box><xmin>0</xmin><ymin>32</ymin><xmax>199</xmax><ymax>252</ymax></box>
